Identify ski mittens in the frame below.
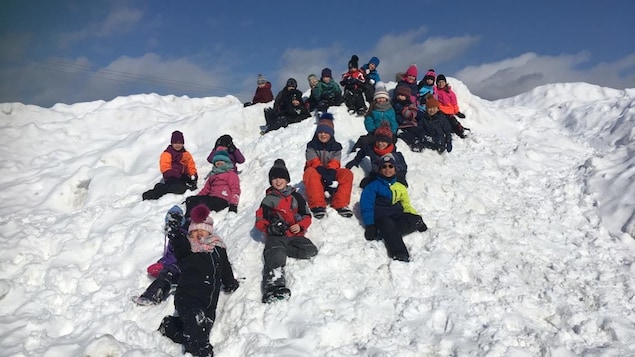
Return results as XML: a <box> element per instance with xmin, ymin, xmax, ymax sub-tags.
<box><xmin>228</xmin><ymin>204</ymin><xmax>238</xmax><ymax>213</ymax></box>
<box><xmin>147</xmin><ymin>262</ymin><xmax>164</xmax><ymax>278</ymax></box>
<box><xmin>446</xmin><ymin>141</ymin><xmax>453</xmax><ymax>153</ymax></box>
<box><xmin>364</xmin><ymin>224</ymin><xmax>377</xmax><ymax>241</ymax></box>
<box><xmin>316</xmin><ymin>166</ymin><xmax>337</xmax><ymax>187</ymax></box>
<box><xmin>345</xmin><ymin>160</ymin><xmax>357</xmax><ymax>169</ymax></box>
<box><xmin>223</xmin><ymin>279</ymin><xmax>240</xmax><ymax>293</ymax></box>
<box><xmin>456</xmin><ymin>112</ymin><xmax>466</xmax><ymax>119</ymax></box>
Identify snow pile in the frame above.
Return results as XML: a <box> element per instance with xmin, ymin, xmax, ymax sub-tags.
<box><xmin>0</xmin><ymin>80</ymin><xmax>633</xmax><ymax>356</ymax></box>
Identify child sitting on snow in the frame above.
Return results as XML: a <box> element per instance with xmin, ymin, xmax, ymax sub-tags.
<box><xmin>345</xmin><ymin>122</ymin><xmax>408</xmax><ymax>188</ymax></box>
<box><xmin>185</xmin><ymin>150</ymin><xmax>241</xmax><ymax>216</ymax></box>
<box><xmin>255</xmin><ymin>159</ymin><xmax>318</xmax><ymax>303</ymax></box>
<box><xmin>313</xmin><ymin>68</ymin><xmax>344</xmax><ymax>113</ymax></box>
<box><xmin>340</xmin><ymin>55</ymin><xmax>368</xmax><ymax>115</ymax></box>
<box><xmin>159</xmin><ymin>204</ymin><xmax>239</xmax><ymax>357</ymax></box>
<box><xmin>435</xmin><ymin>74</ymin><xmax>469</xmax><ymax>138</ymax></box>
<box><xmin>302</xmin><ymin>113</ymin><xmax>354</xmax><ymax>219</ymax></box>
<box><xmin>263</xmin><ymin>78</ymin><xmax>311</xmax><ymax>133</ymax></box>
<box><xmin>360</xmin><ymin>154</ymin><xmax>427</xmax><ymax>262</ymax></box>
<box><xmin>244</xmin><ymin>74</ymin><xmax>274</xmax><ymax>107</ymax></box>
<box><xmin>142</xmin><ymin>130</ymin><xmax>198</xmax><ymax>201</ymax></box>
<box><xmin>206</xmin><ymin>134</ymin><xmax>245</xmax><ymax>174</ymax></box>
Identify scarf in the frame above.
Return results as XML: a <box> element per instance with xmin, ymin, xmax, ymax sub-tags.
<box><xmin>188</xmin><ymin>234</ymin><xmax>226</xmax><ymax>253</ymax></box>
<box><xmin>373</xmin><ymin>101</ymin><xmax>392</xmax><ymax>112</ymax></box>
<box><xmin>211</xmin><ymin>162</ymin><xmax>233</xmax><ymax>175</ymax></box>
<box><xmin>373</xmin><ymin>143</ymin><xmax>394</xmax><ymax>157</ymax></box>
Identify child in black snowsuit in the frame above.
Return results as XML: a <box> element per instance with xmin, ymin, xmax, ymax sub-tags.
<box><xmin>413</xmin><ymin>97</ymin><xmax>453</xmax><ymax>154</ymax></box>
<box><xmin>159</xmin><ymin>204</ymin><xmax>239</xmax><ymax>357</ymax></box>
<box><xmin>263</xmin><ymin>78</ymin><xmax>311</xmax><ymax>133</ymax></box>
<box><xmin>340</xmin><ymin>55</ymin><xmax>368</xmax><ymax>115</ymax></box>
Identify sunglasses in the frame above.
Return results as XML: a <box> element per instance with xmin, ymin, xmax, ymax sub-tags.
<box><xmin>381</xmin><ymin>164</ymin><xmax>395</xmax><ymax>169</ymax></box>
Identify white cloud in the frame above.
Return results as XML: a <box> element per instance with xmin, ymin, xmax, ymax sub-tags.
<box><xmin>457</xmin><ymin>52</ymin><xmax>635</xmax><ymax>100</ymax></box>
<box><xmin>60</xmin><ymin>6</ymin><xmax>144</xmax><ymax>44</ymax></box>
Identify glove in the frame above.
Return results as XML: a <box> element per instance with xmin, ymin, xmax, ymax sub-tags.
<box><xmin>416</xmin><ymin>218</ymin><xmax>428</xmax><ymax>232</ymax></box>
<box><xmin>446</xmin><ymin>141</ymin><xmax>453</xmax><ymax>153</ymax></box>
<box><xmin>266</xmin><ymin>220</ymin><xmax>287</xmax><ymax>236</ymax></box>
<box><xmin>364</xmin><ymin>225</ymin><xmax>377</xmax><ymax>241</ymax></box>
<box><xmin>456</xmin><ymin>112</ymin><xmax>466</xmax><ymax>119</ymax></box>
<box><xmin>146</xmin><ymin>262</ymin><xmax>164</xmax><ymax>278</ymax></box>
<box><xmin>369</xmin><ymin>79</ymin><xmax>375</xmax><ymax>85</ymax></box>
<box><xmin>228</xmin><ymin>204</ymin><xmax>238</xmax><ymax>213</ymax></box>
<box><xmin>345</xmin><ymin>161</ymin><xmax>357</xmax><ymax>169</ymax></box>
<box><xmin>243</xmin><ymin>102</ymin><xmax>253</xmax><ymax>107</ymax></box>
<box><xmin>223</xmin><ymin>279</ymin><xmax>240</xmax><ymax>293</ymax></box>
<box><xmin>227</xmin><ymin>143</ymin><xmax>237</xmax><ymax>153</ymax></box>
<box><xmin>316</xmin><ymin>167</ymin><xmax>336</xmax><ymax>186</ymax></box>
<box><xmin>184</xmin><ymin>174</ymin><xmax>198</xmax><ymax>191</ymax></box>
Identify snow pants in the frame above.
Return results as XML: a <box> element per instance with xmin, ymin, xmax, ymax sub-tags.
<box><xmin>140</xmin><ymin>264</ymin><xmax>180</xmax><ymax>303</ymax></box>
<box><xmin>262</xmin><ymin>236</ymin><xmax>318</xmax><ymax>292</ymax></box>
<box><xmin>185</xmin><ymin>195</ymin><xmax>229</xmax><ymax>217</ymax></box>
<box><xmin>142</xmin><ymin>179</ymin><xmax>188</xmax><ymax>200</ymax></box>
<box><xmin>375</xmin><ymin>212</ymin><xmax>422</xmax><ymax>260</ymax></box>
<box><xmin>160</xmin><ymin>295</ymin><xmax>219</xmax><ymax>357</ymax></box>
<box><xmin>303</xmin><ymin>167</ymin><xmax>353</xmax><ymax>209</ymax></box>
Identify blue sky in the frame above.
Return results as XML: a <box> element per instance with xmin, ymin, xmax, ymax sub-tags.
<box><xmin>1</xmin><ymin>0</ymin><xmax>634</xmax><ymax>107</ymax></box>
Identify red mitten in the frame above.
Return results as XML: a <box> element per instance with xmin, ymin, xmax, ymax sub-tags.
<box><xmin>146</xmin><ymin>262</ymin><xmax>164</xmax><ymax>278</ymax></box>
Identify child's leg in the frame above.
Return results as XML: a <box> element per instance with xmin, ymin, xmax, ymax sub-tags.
<box><xmin>331</xmin><ymin>168</ymin><xmax>353</xmax><ymax>209</ymax></box>
<box><xmin>142</xmin><ymin>182</ymin><xmax>169</xmax><ymax>200</ymax></box>
<box><xmin>140</xmin><ymin>264</ymin><xmax>180</xmax><ymax>303</ymax></box>
<box><xmin>286</xmin><ymin>236</ymin><xmax>318</xmax><ymax>260</ymax></box>
<box><xmin>375</xmin><ymin>215</ymin><xmax>409</xmax><ymax>260</ymax></box>
<box><xmin>180</xmin><ymin>308</ymin><xmax>214</xmax><ymax>357</ymax></box>
<box><xmin>165</xmin><ymin>180</ymin><xmax>188</xmax><ymax>195</ymax></box>
<box><xmin>262</xmin><ymin>236</ymin><xmax>289</xmax><ymax>291</ymax></box>
<box><xmin>397</xmin><ymin>213</ymin><xmax>426</xmax><ymax>235</ymax></box>
<box><xmin>302</xmin><ymin>167</ymin><xmax>328</xmax><ymax>209</ymax></box>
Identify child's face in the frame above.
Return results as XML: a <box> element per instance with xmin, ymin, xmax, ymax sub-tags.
<box><xmin>214</xmin><ymin>160</ymin><xmax>225</xmax><ymax>167</ymax></box>
<box><xmin>406</xmin><ymin>74</ymin><xmax>416</xmax><ymax>83</ymax></box>
<box><xmin>437</xmin><ymin>80</ymin><xmax>446</xmax><ymax>88</ymax></box>
<box><xmin>317</xmin><ymin>132</ymin><xmax>331</xmax><ymax>143</ymax></box>
<box><xmin>189</xmin><ymin>229</ymin><xmax>211</xmax><ymax>242</ymax></box>
<box><xmin>309</xmin><ymin>78</ymin><xmax>318</xmax><ymax>87</ymax></box>
<box><xmin>375</xmin><ymin>140</ymin><xmax>389</xmax><ymax>150</ymax></box>
<box><xmin>375</xmin><ymin>97</ymin><xmax>387</xmax><ymax>104</ymax></box>
<box><xmin>271</xmin><ymin>178</ymin><xmax>288</xmax><ymax>190</ymax></box>
<box><xmin>426</xmin><ymin>106</ymin><xmax>439</xmax><ymax>115</ymax></box>
<box><xmin>368</xmin><ymin>63</ymin><xmax>376</xmax><ymax>70</ymax></box>
<box><xmin>397</xmin><ymin>94</ymin><xmax>407</xmax><ymax>101</ymax></box>
<box><xmin>172</xmin><ymin>142</ymin><xmax>184</xmax><ymax>150</ymax></box>
<box><xmin>379</xmin><ymin>162</ymin><xmax>396</xmax><ymax>177</ymax></box>
<box><xmin>426</xmin><ymin>78</ymin><xmax>434</xmax><ymax>85</ymax></box>
<box><xmin>258</xmin><ymin>83</ymin><xmax>266</xmax><ymax>88</ymax></box>
<box><xmin>322</xmin><ymin>76</ymin><xmax>331</xmax><ymax>83</ymax></box>
<box><xmin>292</xmin><ymin>99</ymin><xmax>300</xmax><ymax>106</ymax></box>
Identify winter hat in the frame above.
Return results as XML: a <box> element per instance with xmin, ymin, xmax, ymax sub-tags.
<box><xmin>171</xmin><ymin>130</ymin><xmax>184</xmax><ymax>144</ymax></box>
<box><xmin>321</xmin><ymin>68</ymin><xmax>332</xmax><ymax>78</ymax></box>
<box><xmin>423</xmin><ymin>69</ymin><xmax>436</xmax><ymax>82</ymax></box>
<box><xmin>257</xmin><ymin>74</ymin><xmax>267</xmax><ymax>84</ymax></box>
<box><xmin>188</xmin><ymin>205</ymin><xmax>214</xmax><ymax>235</ymax></box>
<box><xmin>215</xmin><ymin>134</ymin><xmax>233</xmax><ymax>148</ymax></box>
<box><xmin>379</xmin><ymin>153</ymin><xmax>398</xmax><ymax>168</ymax></box>
<box><xmin>286</xmin><ymin>78</ymin><xmax>298</xmax><ymax>88</ymax></box>
<box><xmin>316</xmin><ymin>115</ymin><xmax>335</xmax><ymax>136</ymax></box>
<box><xmin>426</xmin><ymin>97</ymin><xmax>441</xmax><ymax>109</ymax></box>
<box><xmin>348</xmin><ymin>55</ymin><xmax>359</xmax><ymax>69</ymax></box>
<box><xmin>212</xmin><ymin>150</ymin><xmax>232</xmax><ymax>164</ymax></box>
<box><xmin>373</xmin><ymin>90</ymin><xmax>390</xmax><ymax>101</ymax></box>
<box><xmin>374</xmin><ymin>81</ymin><xmax>387</xmax><ymax>92</ymax></box>
<box><xmin>368</xmin><ymin>56</ymin><xmax>380</xmax><ymax>67</ymax></box>
<box><xmin>374</xmin><ymin>121</ymin><xmax>393</xmax><ymax>143</ymax></box>
<box><xmin>395</xmin><ymin>86</ymin><xmax>412</xmax><ymax>98</ymax></box>
<box><xmin>268</xmin><ymin>158</ymin><xmax>290</xmax><ymax>183</ymax></box>
<box><xmin>405</xmin><ymin>64</ymin><xmax>418</xmax><ymax>78</ymax></box>
<box><xmin>436</xmin><ymin>74</ymin><xmax>447</xmax><ymax>83</ymax></box>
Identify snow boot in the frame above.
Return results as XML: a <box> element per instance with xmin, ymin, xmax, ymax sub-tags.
<box><xmin>311</xmin><ymin>207</ymin><xmax>326</xmax><ymax>219</ymax></box>
<box><xmin>262</xmin><ymin>286</ymin><xmax>291</xmax><ymax>303</ymax></box>
<box><xmin>336</xmin><ymin>207</ymin><xmax>353</xmax><ymax>218</ymax></box>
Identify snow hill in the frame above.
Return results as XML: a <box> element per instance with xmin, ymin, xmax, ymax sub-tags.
<box><xmin>0</xmin><ymin>79</ymin><xmax>634</xmax><ymax>356</ymax></box>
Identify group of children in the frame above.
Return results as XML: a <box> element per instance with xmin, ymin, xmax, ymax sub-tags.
<box><xmin>138</xmin><ymin>58</ymin><xmax>471</xmax><ymax>356</ymax></box>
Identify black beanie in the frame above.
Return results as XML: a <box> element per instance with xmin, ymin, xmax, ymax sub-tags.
<box><xmin>436</xmin><ymin>74</ymin><xmax>447</xmax><ymax>83</ymax></box>
<box><xmin>268</xmin><ymin>159</ymin><xmax>290</xmax><ymax>183</ymax></box>
<box><xmin>286</xmin><ymin>78</ymin><xmax>298</xmax><ymax>88</ymax></box>
<box><xmin>348</xmin><ymin>55</ymin><xmax>359</xmax><ymax>69</ymax></box>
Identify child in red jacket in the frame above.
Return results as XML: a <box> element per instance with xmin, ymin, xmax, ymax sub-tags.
<box><xmin>255</xmin><ymin>159</ymin><xmax>318</xmax><ymax>303</ymax></box>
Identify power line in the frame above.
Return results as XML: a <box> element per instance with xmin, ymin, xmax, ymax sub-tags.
<box><xmin>3</xmin><ymin>54</ymin><xmax>253</xmax><ymax>97</ymax></box>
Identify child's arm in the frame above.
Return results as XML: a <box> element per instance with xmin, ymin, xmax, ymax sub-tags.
<box><xmin>217</xmin><ymin>247</ymin><xmax>239</xmax><ymax>293</ymax></box>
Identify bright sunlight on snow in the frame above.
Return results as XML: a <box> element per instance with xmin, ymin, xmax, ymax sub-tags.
<box><xmin>0</xmin><ymin>79</ymin><xmax>634</xmax><ymax>356</ymax></box>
